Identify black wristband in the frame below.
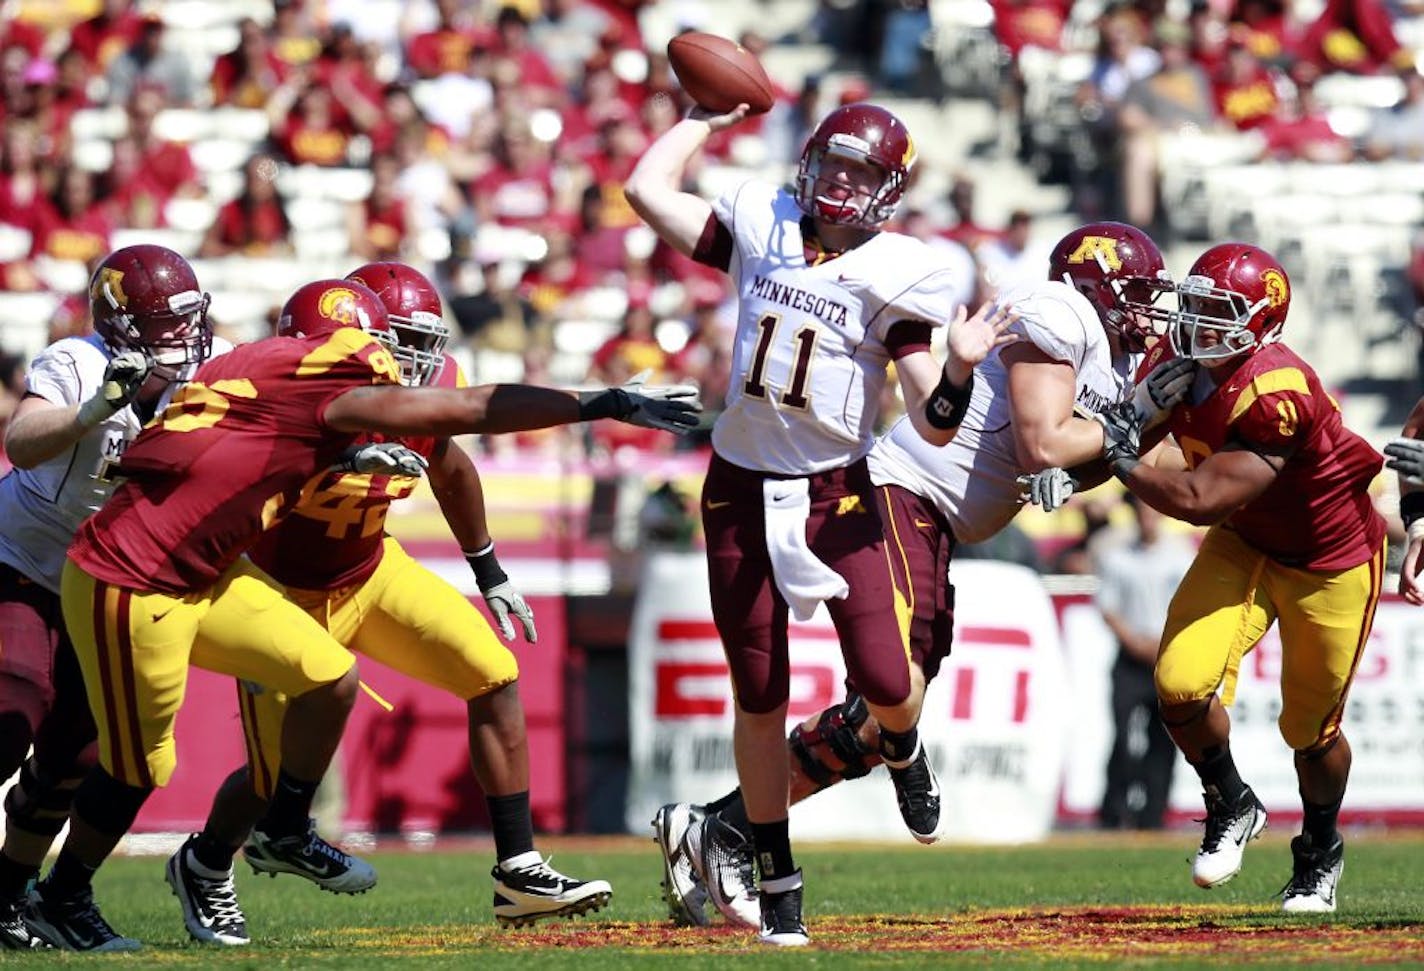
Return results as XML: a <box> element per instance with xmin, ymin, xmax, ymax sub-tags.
<box><xmin>466</xmin><ymin>544</ymin><xmax>508</xmax><ymax>591</ymax></box>
<box><xmin>577</xmin><ymin>388</ymin><xmax>632</xmax><ymax>422</ymax></box>
<box><xmin>1402</xmin><ymin>491</ymin><xmax>1424</xmax><ymax>529</ymax></box>
<box><xmin>925</xmin><ymin>370</ymin><xmax>975</xmax><ymax>430</ymax></box>
<box><xmin>1109</xmin><ymin>454</ymin><xmax>1140</xmax><ymax>482</ymax></box>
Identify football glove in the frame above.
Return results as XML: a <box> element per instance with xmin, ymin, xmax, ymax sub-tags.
<box><xmin>335</xmin><ymin>442</ymin><xmax>429</xmax><ymax>477</ymax></box>
<box><xmin>1130</xmin><ymin>355</ymin><xmax>1196</xmax><ymax>429</ymax></box>
<box><xmin>579</xmin><ymin>370</ymin><xmax>703</xmax><ymax>434</ymax></box>
<box><xmin>1094</xmin><ymin>400</ymin><xmax>1143</xmax><ymax>478</ymax></box>
<box><xmin>1385</xmin><ymin>438</ymin><xmax>1424</xmax><ymax>485</ymax></box>
<box><xmin>78</xmin><ymin>350</ymin><xmax>154</xmax><ymax>427</ymax></box>
<box><xmin>1017</xmin><ymin>467</ymin><xmax>1078</xmax><ymax>512</ymax></box>
<box><xmin>466</xmin><ymin>543</ymin><xmax>536</xmax><ymax>643</ymax></box>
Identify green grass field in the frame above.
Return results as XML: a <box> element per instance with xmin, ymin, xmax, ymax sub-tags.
<box><xmin>11</xmin><ymin>830</ymin><xmax>1424</xmax><ymax>967</ymax></box>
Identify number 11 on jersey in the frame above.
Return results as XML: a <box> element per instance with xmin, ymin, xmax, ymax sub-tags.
<box><xmin>743</xmin><ymin>312</ymin><xmax>820</xmax><ymax>410</ymax></box>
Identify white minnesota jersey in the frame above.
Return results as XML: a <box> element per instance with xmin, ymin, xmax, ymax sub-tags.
<box><xmin>0</xmin><ymin>333</ymin><xmax>232</xmax><ymax>592</ymax></box>
<box><xmin>868</xmin><ymin>280</ymin><xmax>1140</xmax><ymax>543</ymax></box>
<box><xmin>710</xmin><ymin>181</ymin><xmax>963</xmax><ymax>475</ymax></box>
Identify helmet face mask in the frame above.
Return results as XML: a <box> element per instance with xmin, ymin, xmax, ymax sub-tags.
<box><xmin>1168</xmin><ymin>243</ymin><xmax>1289</xmax><ymax>363</ymax></box>
<box><xmin>345</xmin><ymin>262</ymin><xmax>449</xmax><ymax>387</ymax></box>
<box><xmin>89</xmin><ymin>245</ymin><xmax>213</xmax><ymax>372</ymax></box>
<box><xmin>794</xmin><ymin>103</ymin><xmax>915</xmax><ymax>229</ymax></box>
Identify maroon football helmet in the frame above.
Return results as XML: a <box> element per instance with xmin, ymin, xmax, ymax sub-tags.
<box><xmin>794</xmin><ymin>103</ymin><xmax>916</xmax><ymax>229</ymax></box>
<box><xmin>276</xmin><ymin>279</ymin><xmax>390</xmax><ymax>340</ymax></box>
<box><xmin>345</xmin><ymin>262</ymin><xmax>449</xmax><ymax>386</ymax></box>
<box><xmin>89</xmin><ymin>244</ymin><xmax>211</xmax><ymax>368</ymax></box>
<box><xmin>1171</xmin><ymin>243</ymin><xmax>1290</xmax><ymax>362</ymax></box>
<box><xmin>1048</xmin><ymin>222</ymin><xmax>1173</xmax><ymax>352</ymax></box>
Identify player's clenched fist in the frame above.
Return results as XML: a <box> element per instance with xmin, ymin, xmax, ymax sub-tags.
<box><xmin>77</xmin><ymin>350</ymin><xmax>154</xmax><ymax>427</ymax></box>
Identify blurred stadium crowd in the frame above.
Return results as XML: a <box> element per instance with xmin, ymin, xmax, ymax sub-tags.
<box><xmin>0</xmin><ymin>0</ymin><xmax>1421</xmax><ymax>471</ymax></box>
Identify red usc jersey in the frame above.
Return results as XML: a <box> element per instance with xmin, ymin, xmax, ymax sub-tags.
<box><xmin>68</xmin><ymin>329</ymin><xmax>402</xmax><ymax>593</ymax></box>
<box><xmin>248</xmin><ymin>354</ymin><xmax>464</xmax><ymax>590</ymax></box>
<box><xmin>1162</xmin><ymin>342</ymin><xmax>1385</xmax><ymax>570</ymax></box>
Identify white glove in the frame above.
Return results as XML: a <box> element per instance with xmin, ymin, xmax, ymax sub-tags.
<box><xmin>482</xmin><ymin>581</ymin><xmax>537</xmax><ymax>643</ymax></box>
<box><xmin>336</xmin><ymin>442</ymin><xmax>429</xmax><ymax>477</ymax></box>
<box><xmin>578</xmin><ymin>370</ymin><xmax>703</xmax><ymax>434</ymax></box>
<box><xmin>1017</xmin><ymin>468</ymin><xmax>1078</xmax><ymax>512</ymax></box>
<box><xmin>78</xmin><ymin>350</ymin><xmax>154</xmax><ymax>427</ymax></box>
<box><xmin>1131</xmin><ymin>355</ymin><xmax>1197</xmax><ymax>429</ymax></box>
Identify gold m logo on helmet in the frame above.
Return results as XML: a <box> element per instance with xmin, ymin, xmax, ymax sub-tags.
<box><xmin>1261</xmin><ymin>268</ymin><xmax>1289</xmax><ymax>308</ymax></box>
<box><xmin>902</xmin><ymin>132</ymin><xmax>917</xmax><ymax>168</ymax></box>
<box><xmin>91</xmin><ymin>266</ymin><xmax>127</xmax><ymax>307</ymax></box>
<box><xmin>317</xmin><ymin>286</ymin><xmax>359</xmax><ymax>324</ymax></box>
<box><xmin>1065</xmin><ymin>236</ymin><xmax>1122</xmax><ymax>271</ymax></box>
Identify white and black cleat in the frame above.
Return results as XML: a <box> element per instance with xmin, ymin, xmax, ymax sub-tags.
<box><xmin>652</xmin><ymin>803</ymin><xmax>709</xmax><ymax>926</ymax></box>
<box><xmin>492</xmin><ymin>854</ymin><xmax>612</xmax><ymax>928</ymax></box>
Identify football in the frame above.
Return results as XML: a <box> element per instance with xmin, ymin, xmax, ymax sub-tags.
<box><xmin>666</xmin><ymin>32</ymin><xmax>775</xmax><ymax>115</ymax></box>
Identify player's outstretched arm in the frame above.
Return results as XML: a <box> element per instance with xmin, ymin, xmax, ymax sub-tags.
<box><xmin>324</xmin><ymin>380</ymin><xmax>702</xmax><ymax>439</ymax></box>
<box><xmin>624</xmin><ymin>105</ymin><xmax>748</xmax><ymax>257</ymax></box>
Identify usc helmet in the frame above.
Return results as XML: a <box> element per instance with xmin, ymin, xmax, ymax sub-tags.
<box><xmin>1048</xmin><ymin>222</ymin><xmax>1173</xmax><ymax>352</ymax></box>
<box><xmin>1171</xmin><ymin>243</ymin><xmax>1290</xmax><ymax>362</ymax></box>
<box><xmin>89</xmin><ymin>244</ymin><xmax>211</xmax><ymax>368</ymax></box>
<box><xmin>794</xmin><ymin>103</ymin><xmax>916</xmax><ymax>229</ymax></box>
<box><xmin>277</xmin><ymin>279</ymin><xmax>390</xmax><ymax>341</ymax></box>
<box><xmin>345</xmin><ymin>262</ymin><xmax>449</xmax><ymax>386</ymax></box>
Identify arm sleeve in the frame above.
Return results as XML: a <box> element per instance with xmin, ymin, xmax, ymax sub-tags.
<box><xmin>885</xmin><ymin>321</ymin><xmax>933</xmax><ymax>360</ymax></box>
<box><xmin>691</xmin><ymin>213</ymin><xmax>733</xmax><ymax>271</ymax></box>
<box><xmin>1010</xmin><ymin>292</ymin><xmax>1088</xmax><ymax>368</ymax></box>
<box><xmin>25</xmin><ymin>347</ymin><xmax>86</xmax><ymax>406</ymax></box>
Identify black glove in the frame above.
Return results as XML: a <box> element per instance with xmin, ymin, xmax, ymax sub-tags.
<box><xmin>1385</xmin><ymin>438</ymin><xmax>1424</xmax><ymax>485</ymax></box>
<box><xmin>579</xmin><ymin>371</ymin><xmax>703</xmax><ymax>434</ymax></box>
<box><xmin>1094</xmin><ymin>400</ymin><xmax>1142</xmax><ymax>479</ymax></box>
<box><xmin>1131</xmin><ymin>355</ymin><xmax>1197</xmax><ymax>428</ymax></box>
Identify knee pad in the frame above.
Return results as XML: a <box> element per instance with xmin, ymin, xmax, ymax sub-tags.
<box><xmin>789</xmin><ymin>693</ymin><xmax>878</xmax><ymax>789</ymax></box>
<box><xmin>71</xmin><ymin>768</ymin><xmax>151</xmax><ymax>838</ymax></box>
<box><xmin>3</xmin><ymin>759</ymin><xmax>79</xmax><ymax>839</ymax></box>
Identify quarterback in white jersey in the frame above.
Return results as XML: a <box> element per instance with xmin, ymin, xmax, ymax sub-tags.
<box><xmin>628</xmin><ymin>99</ymin><xmax>1016</xmax><ymax>944</ymax></box>
<box><xmin>0</xmin><ymin>245</ymin><xmax>220</xmax><ymax>951</ymax></box>
<box><xmin>651</xmin><ymin>222</ymin><xmax>1191</xmax><ymax>933</ymax></box>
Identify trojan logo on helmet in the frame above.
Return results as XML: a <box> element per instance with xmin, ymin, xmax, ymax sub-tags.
<box><xmin>1171</xmin><ymin>242</ymin><xmax>1291</xmax><ymax>362</ymax></box>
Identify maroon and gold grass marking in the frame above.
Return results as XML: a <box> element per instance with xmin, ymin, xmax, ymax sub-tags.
<box><xmin>306</xmin><ymin>905</ymin><xmax>1424</xmax><ymax>962</ymax></box>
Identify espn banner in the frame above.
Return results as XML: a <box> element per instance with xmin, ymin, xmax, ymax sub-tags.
<box><xmin>626</xmin><ymin>554</ymin><xmax>1070</xmax><ymax>843</ymax></box>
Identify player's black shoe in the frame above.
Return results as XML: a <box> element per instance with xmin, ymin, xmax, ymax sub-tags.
<box><xmin>25</xmin><ymin>885</ymin><xmax>140</xmax><ymax>952</ymax></box>
<box><xmin>757</xmin><ymin>871</ymin><xmax>808</xmax><ymax>947</ymax></box>
<box><xmin>0</xmin><ymin>894</ymin><xmax>48</xmax><ymax>950</ymax></box>
<box><xmin>1193</xmin><ymin>785</ymin><xmax>1267</xmax><ymax>888</ymax></box>
<box><xmin>167</xmin><ymin>835</ymin><xmax>249</xmax><ymax>945</ymax></box>
<box><xmin>886</xmin><ymin>739</ymin><xmax>943</xmax><ymax>844</ymax></box>
<box><xmin>244</xmin><ymin>819</ymin><xmax>376</xmax><ymax>894</ymax></box>
<box><xmin>1281</xmin><ymin>833</ymin><xmax>1344</xmax><ymax>913</ymax></box>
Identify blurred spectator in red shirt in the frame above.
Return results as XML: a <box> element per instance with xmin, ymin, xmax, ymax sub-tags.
<box><xmin>311</xmin><ymin>23</ymin><xmax>385</xmax><ymax>131</ymax></box>
<box><xmin>493</xmin><ymin>5</ymin><xmax>563</xmax><ymax>104</ymax></box>
<box><xmin>53</xmin><ymin>48</ymin><xmax>94</xmax><ymax>119</ymax></box>
<box><xmin>29</xmin><ymin>165</ymin><xmax>112</xmax><ymax>266</ymax></box>
<box><xmin>0</xmin><ymin>119</ymin><xmax>44</xmax><ymax>227</ymax></box>
<box><xmin>271</xmin><ymin>0</ymin><xmax>322</xmax><ymax>71</ymax></box>
<box><xmin>1212</xmin><ymin>36</ymin><xmax>1282</xmax><ymax>129</ymax></box>
<box><xmin>941</xmin><ymin>173</ymin><xmax>1003</xmax><ymax>251</ymax></box>
<box><xmin>368</xmin><ymin>83</ymin><xmax>452</xmax><ymax>157</ymax></box>
<box><xmin>1189</xmin><ymin>0</ymin><xmax>1232</xmax><ymax>74</ymax></box>
<box><xmin>573</xmin><ymin>182</ymin><xmax>630</xmax><ymax>281</ymax></box>
<box><xmin>211</xmin><ymin>17</ymin><xmax>289</xmax><ymax>108</ymax></box>
<box><xmin>47</xmin><ymin>292</ymin><xmax>91</xmax><ymax>342</ymax></box>
<box><xmin>523</xmin><ymin>230</ymin><xmax>598</xmax><ymax>317</ymax></box>
<box><xmin>1257</xmin><ymin>75</ymin><xmax>1353</xmax><ymax>160</ymax></box>
<box><xmin>1299</xmin><ymin>0</ymin><xmax>1415</xmax><ymax>75</ymax></box>
<box><xmin>994</xmin><ymin>0</ymin><xmax>1072</xmax><ymax>55</ymax></box>
<box><xmin>199</xmin><ymin>153</ymin><xmax>293</xmax><ymax>257</ymax></box>
<box><xmin>14</xmin><ymin>58</ymin><xmax>75</xmax><ymax>163</ymax></box>
<box><xmin>582</xmin><ymin>115</ymin><xmax>647</xmax><ymax>231</ymax></box>
<box><xmin>103</xmin><ymin>134</ymin><xmax>173</xmax><ymax>228</ymax></box>
<box><xmin>1228</xmin><ymin>0</ymin><xmax>1293</xmax><ymax>64</ymax></box>
<box><xmin>125</xmin><ymin>87</ymin><xmax>202</xmax><ymax>199</ymax></box>
<box><xmin>472</xmin><ymin>124</ymin><xmax>557</xmax><ymax>230</ymax></box>
<box><xmin>107</xmin><ymin>15</ymin><xmax>196</xmax><ymax>106</ymax></box>
<box><xmin>348</xmin><ymin>153</ymin><xmax>409</xmax><ymax>261</ymax></box>
<box><xmin>67</xmin><ymin>0</ymin><xmax>145</xmax><ymax>75</ymax></box>
<box><xmin>0</xmin><ymin>46</ymin><xmax>29</xmax><ymax>122</ymax></box>
<box><xmin>273</xmin><ymin>81</ymin><xmax>353</xmax><ymax>167</ymax></box>
<box><xmin>588</xmin><ymin>289</ymin><xmax>670</xmax><ymax>453</ymax></box>
<box><xmin>407</xmin><ymin>0</ymin><xmax>495</xmax><ymax>79</ymax></box>
<box><xmin>0</xmin><ymin>8</ymin><xmax>46</xmax><ymax>60</ymax></box>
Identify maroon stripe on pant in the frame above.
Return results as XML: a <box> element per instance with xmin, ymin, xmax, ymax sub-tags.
<box><xmin>702</xmin><ymin>452</ymin><xmax>911</xmax><ymax>712</ymax></box>
<box><xmin>90</xmin><ymin>580</ymin><xmax>129</xmax><ymax>784</ymax></box>
<box><xmin>113</xmin><ymin>589</ymin><xmax>151</xmax><ymax>789</ymax></box>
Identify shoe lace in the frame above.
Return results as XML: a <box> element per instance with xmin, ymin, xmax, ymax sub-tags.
<box><xmin>191</xmin><ymin>870</ymin><xmax>244</xmax><ymax>926</ymax></box>
<box><xmin>59</xmin><ymin>893</ymin><xmax>121</xmax><ymax>941</ymax></box>
<box><xmin>1279</xmin><ymin>842</ymin><xmax>1331</xmax><ymax>899</ymax></box>
<box><xmin>707</xmin><ymin>821</ymin><xmax>756</xmax><ymax>898</ymax></box>
<box><xmin>894</xmin><ymin>756</ymin><xmax>937</xmax><ymax>815</ymax></box>
<box><xmin>508</xmin><ymin>856</ymin><xmax>575</xmax><ymax>890</ymax></box>
<box><xmin>1199</xmin><ymin>791</ymin><xmax>1244</xmax><ymax>853</ymax></box>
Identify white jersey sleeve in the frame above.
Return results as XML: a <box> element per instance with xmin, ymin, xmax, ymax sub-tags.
<box><xmin>711</xmin><ymin>178</ymin><xmax>780</xmax><ymax>288</ymax></box>
<box><xmin>26</xmin><ymin>341</ymin><xmax>92</xmax><ymax>407</ymax></box>
<box><xmin>994</xmin><ymin>280</ymin><xmax>1096</xmax><ymax>369</ymax></box>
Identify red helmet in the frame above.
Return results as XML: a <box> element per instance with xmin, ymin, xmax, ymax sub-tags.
<box><xmin>1048</xmin><ymin>222</ymin><xmax>1172</xmax><ymax>352</ymax></box>
<box><xmin>1171</xmin><ymin>243</ymin><xmax>1290</xmax><ymax>362</ymax></box>
<box><xmin>276</xmin><ymin>279</ymin><xmax>390</xmax><ymax>341</ymax></box>
<box><xmin>89</xmin><ymin>244</ymin><xmax>211</xmax><ymax>368</ymax></box>
<box><xmin>795</xmin><ymin>103</ymin><xmax>916</xmax><ymax>229</ymax></box>
<box><xmin>345</xmin><ymin>261</ymin><xmax>449</xmax><ymax>386</ymax></box>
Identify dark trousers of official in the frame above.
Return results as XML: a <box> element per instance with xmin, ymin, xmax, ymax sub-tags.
<box><xmin>1099</xmin><ymin>652</ymin><xmax>1175</xmax><ymax>830</ymax></box>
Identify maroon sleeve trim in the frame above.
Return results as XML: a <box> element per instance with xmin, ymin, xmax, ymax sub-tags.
<box><xmin>886</xmin><ymin>321</ymin><xmax>933</xmax><ymax>360</ymax></box>
<box><xmin>692</xmin><ymin>214</ymin><xmax>733</xmax><ymax>271</ymax></box>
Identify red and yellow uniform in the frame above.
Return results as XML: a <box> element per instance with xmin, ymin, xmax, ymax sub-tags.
<box><xmin>1153</xmin><ymin>342</ymin><xmax>1386</xmax><ymax>751</ymax></box>
<box><xmin>240</xmin><ymin>357</ymin><xmax>519</xmax><ymax>796</ymax></box>
<box><xmin>61</xmin><ymin>328</ymin><xmax>402</xmax><ymax>788</ymax></box>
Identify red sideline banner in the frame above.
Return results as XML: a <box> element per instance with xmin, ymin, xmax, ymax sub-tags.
<box><xmin>626</xmin><ymin>553</ymin><xmax>1070</xmax><ymax>843</ymax></box>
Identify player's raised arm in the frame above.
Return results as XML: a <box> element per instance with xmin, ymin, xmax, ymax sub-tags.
<box><xmin>624</xmin><ymin>105</ymin><xmax>748</xmax><ymax>257</ymax></box>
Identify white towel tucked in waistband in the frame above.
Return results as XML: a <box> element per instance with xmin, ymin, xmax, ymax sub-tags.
<box><xmin>763</xmin><ymin>477</ymin><xmax>849</xmax><ymax>622</ymax></box>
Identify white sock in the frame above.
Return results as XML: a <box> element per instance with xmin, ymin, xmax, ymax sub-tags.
<box><xmin>499</xmin><ymin>850</ymin><xmax>542</xmax><ymax>871</ymax></box>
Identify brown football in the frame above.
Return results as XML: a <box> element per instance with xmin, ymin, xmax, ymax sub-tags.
<box><xmin>667</xmin><ymin>32</ymin><xmax>775</xmax><ymax>115</ymax></box>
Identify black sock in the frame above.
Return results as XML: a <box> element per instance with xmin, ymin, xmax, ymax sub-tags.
<box><xmin>192</xmin><ymin>831</ymin><xmax>237</xmax><ymax>872</ymax></box>
<box><xmin>717</xmin><ymin>795</ymin><xmax>753</xmax><ymax>842</ymax></box>
<box><xmin>487</xmin><ymin>792</ymin><xmax>535</xmax><ymax>863</ymax></box>
<box><xmin>1192</xmin><ymin>744</ymin><xmax>1247</xmax><ymax>804</ymax></box>
<box><xmin>41</xmin><ymin>848</ymin><xmax>96</xmax><ymax>898</ymax></box>
<box><xmin>1301</xmin><ymin>795</ymin><xmax>1343</xmax><ymax>847</ymax></box>
<box><xmin>0</xmin><ymin>851</ymin><xmax>37</xmax><ymax>902</ymax></box>
<box><xmin>259</xmin><ymin>769</ymin><xmax>319</xmax><ymax>838</ymax></box>
<box><xmin>879</xmin><ymin>726</ymin><xmax>920</xmax><ymax>765</ymax></box>
<box><xmin>705</xmin><ymin>789</ymin><xmax>741</xmax><ymax>814</ymax></box>
<box><xmin>750</xmin><ymin>819</ymin><xmax>795</xmax><ymax>883</ymax></box>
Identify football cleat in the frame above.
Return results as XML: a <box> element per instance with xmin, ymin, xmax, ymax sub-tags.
<box><xmin>1192</xmin><ymin>786</ymin><xmax>1267</xmax><ymax>888</ymax></box>
<box><xmin>652</xmin><ymin>803</ymin><xmax>709</xmax><ymax>926</ymax></box>
<box><xmin>491</xmin><ymin>856</ymin><xmax>612</xmax><ymax>927</ymax></box>
<box><xmin>886</xmin><ymin>739</ymin><xmax>943</xmax><ymax>844</ymax></box>
<box><xmin>24</xmin><ymin>885</ymin><xmax>140</xmax><ymax>952</ymax></box>
<box><xmin>684</xmin><ymin>813</ymin><xmax>760</xmax><ymax>928</ymax></box>
<box><xmin>758</xmin><ymin>872</ymin><xmax>809</xmax><ymax>947</ymax></box>
<box><xmin>0</xmin><ymin>895</ymin><xmax>48</xmax><ymax>950</ymax></box>
<box><xmin>166</xmin><ymin>835</ymin><xmax>249</xmax><ymax>946</ymax></box>
<box><xmin>243</xmin><ymin>820</ymin><xmax>377</xmax><ymax>894</ymax></box>
<box><xmin>1281</xmin><ymin>833</ymin><xmax>1344</xmax><ymax>914</ymax></box>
